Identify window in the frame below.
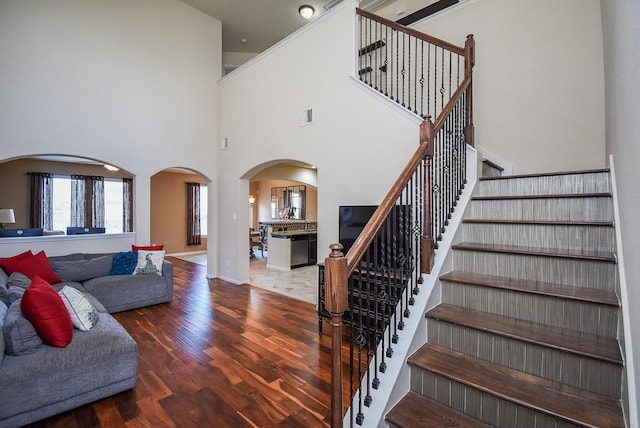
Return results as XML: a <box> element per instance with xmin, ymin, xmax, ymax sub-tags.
<box><xmin>51</xmin><ymin>176</ymin><xmax>125</xmax><ymax>233</ymax></box>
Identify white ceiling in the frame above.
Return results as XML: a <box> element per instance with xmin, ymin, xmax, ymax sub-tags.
<box><xmin>178</xmin><ymin>0</ymin><xmax>439</xmax><ymax>54</ymax></box>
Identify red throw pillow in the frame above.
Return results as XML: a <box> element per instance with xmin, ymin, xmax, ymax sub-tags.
<box><xmin>0</xmin><ymin>250</ymin><xmax>34</xmax><ymax>273</ymax></box>
<box><xmin>20</xmin><ymin>276</ymin><xmax>72</xmax><ymax>347</ymax></box>
<box><xmin>132</xmin><ymin>244</ymin><xmax>164</xmax><ymax>251</ymax></box>
<box><xmin>0</xmin><ymin>250</ymin><xmax>62</xmax><ymax>284</ymax></box>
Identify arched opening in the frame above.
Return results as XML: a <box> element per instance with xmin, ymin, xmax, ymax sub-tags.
<box><xmin>0</xmin><ymin>154</ymin><xmax>133</xmax><ymax>235</ymax></box>
<box><xmin>149</xmin><ymin>167</ymin><xmax>211</xmax><ymax>266</ymax></box>
<box><xmin>244</xmin><ymin>160</ymin><xmax>318</xmax><ymax>303</ymax></box>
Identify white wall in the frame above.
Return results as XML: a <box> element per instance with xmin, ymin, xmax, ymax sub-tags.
<box><xmin>0</xmin><ymin>0</ymin><xmax>221</xmax><ymax>259</ymax></box>
<box><xmin>216</xmin><ymin>1</ymin><xmax>422</xmax><ymax>283</ymax></box>
<box><xmin>413</xmin><ymin>0</ymin><xmax>606</xmax><ymax>174</ymax></box>
<box><xmin>601</xmin><ymin>1</ymin><xmax>640</xmax><ymax>426</ymax></box>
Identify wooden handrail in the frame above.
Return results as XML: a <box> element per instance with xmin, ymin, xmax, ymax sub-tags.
<box><xmin>356</xmin><ymin>8</ymin><xmax>465</xmax><ymax>56</ymax></box>
<box><xmin>327</xmin><ymin>15</ymin><xmax>475</xmax><ymax>426</ymax></box>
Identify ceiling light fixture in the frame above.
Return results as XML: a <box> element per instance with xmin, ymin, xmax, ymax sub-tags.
<box><xmin>104</xmin><ymin>164</ymin><xmax>119</xmax><ymax>172</ymax></box>
<box><xmin>299</xmin><ymin>5</ymin><xmax>315</xmax><ymax>19</ymax></box>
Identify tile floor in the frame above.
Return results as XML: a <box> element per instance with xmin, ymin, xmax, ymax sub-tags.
<box><xmin>172</xmin><ymin>251</ymin><xmax>319</xmax><ymax>305</ymax></box>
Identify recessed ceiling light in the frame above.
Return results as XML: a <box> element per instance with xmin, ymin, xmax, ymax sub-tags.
<box><xmin>299</xmin><ymin>5</ymin><xmax>315</xmax><ymax>19</ymax></box>
<box><xmin>240</xmin><ymin>38</ymin><xmax>248</xmax><ymax>45</ymax></box>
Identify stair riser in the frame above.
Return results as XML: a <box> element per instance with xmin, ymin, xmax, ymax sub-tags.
<box><xmin>411</xmin><ymin>368</ymin><xmax>587</xmax><ymax>427</ymax></box>
<box><xmin>425</xmin><ymin>320</ymin><xmax>622</xmax><ymax>398</ymax></box>
<box><xmin>469</xmin><ymin>198</ymin><xmax>613</xmax><ymax>222</ymax></box>
<box><xmin>441</xmin><ymin>281</ymin><xmax>618</xmax><ymax>337</ymax></box>
<box><xmin>462</xmin><ymin>223</ymin><xmax>615</xmax><ymax>252</ymax></box>
<box><xmin>452</xmin><ymin>250</ymin><xmax>617</xmax><ymax>292</ymax></box>
<box><xmin>477</xmin><ymin>172</ymin><xmax>611</xmax><ymax>197</ymax></box>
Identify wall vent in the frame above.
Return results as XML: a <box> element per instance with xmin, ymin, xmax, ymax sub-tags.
<box><xmin>299</xmin><ymin>108</ymin><xmax>314</xmax><ymax>127</ymax></box>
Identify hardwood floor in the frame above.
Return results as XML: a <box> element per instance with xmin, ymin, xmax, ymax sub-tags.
<box><xmin>26</xmin><ymin>257</ymin><xmax>340</xmax><ymax>427</ymax></box>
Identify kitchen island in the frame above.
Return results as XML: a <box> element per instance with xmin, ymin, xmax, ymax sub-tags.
<box><xmin>267</xmin><ymin>229</ymin><xmax>317</xmax><ymax>271</ymax></box>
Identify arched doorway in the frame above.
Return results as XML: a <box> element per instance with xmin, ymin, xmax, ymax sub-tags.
<box><xmin>245</xmin><ymin>160</ymin><xmax>318</xmax><ymax>303</ymax></box>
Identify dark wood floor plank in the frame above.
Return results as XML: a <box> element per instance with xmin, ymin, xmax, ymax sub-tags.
<box><xmin>24</xmin><ymin>257</ymin><xmax>334</xmax><ymax>428</ymax></box>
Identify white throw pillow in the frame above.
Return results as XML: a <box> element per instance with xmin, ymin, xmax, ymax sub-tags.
<box><xmin>58</xmin><ymin>285</ymin><xmax>99</xmax><ymax>331</ymax></box>
<box><xmin>133</xmin><ymin>250</ymin><xmax>165</xmax><ymax>276</ymax></box>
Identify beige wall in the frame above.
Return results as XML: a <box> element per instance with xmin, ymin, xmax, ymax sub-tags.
<box><xmin>0</xmin><ymin>157</ymin><xmax>132</xmax><ymax>229</ymax></box>
<box><xmin>413</xmin><ymin>0</ymin><xmax>606</xmax><ymax>173</ymax></box>
<box><xmin>601</xmin><ymin>1</ymin><xmax>640</xmax><ymax>424</ymax></box>
<box><xmin>150</xmin><ymin>171</ymin><xmax>208</xmax><ymax>254</ymax></box>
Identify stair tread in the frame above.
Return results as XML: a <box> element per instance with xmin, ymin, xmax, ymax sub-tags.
<box><xmin>479</xmin><ymin>168</ymin><xmax>610</xmax><ymax>181</ymax></box>
<box><xmin>440</xmin><ymin>271</ymin><xmax>619</xmax><ymax>306</ymax></box>
<box><xmin>452</xmin><ymin>242</ymin><xmax>616</xmax><ymax>262</ymax></box>
<box><xmin>462</xmin><ymin>218</ymin><xmax>614</xmax><ymax>227</ymax></box>
<box><xmin>426</xmin><ymin>304</ymin><xmax>622</xmax><ymax>364</ymax></box>
<box><xmin>385</xmin><ymin>391</ymin><xmax>492</xmax><ymax>428</ymax></box>
<box><xmin>471</xmin><ymin>192</ymin><xmax>611</xmax><ymax>200</ymax></box>
<box><xmin>408</xmin><ymin>344</ymin><xmax>624</xmax><ymax>428</ymax></box>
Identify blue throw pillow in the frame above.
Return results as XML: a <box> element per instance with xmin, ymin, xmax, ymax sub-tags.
<box><xmin>109</xmin><ymin>251</ymin><xmax>138</xmax><ymax>275</ymax></box>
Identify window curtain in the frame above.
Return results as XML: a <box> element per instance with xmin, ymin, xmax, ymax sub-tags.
<box><xmin>186</xmin><ymin>182</ymin><xmax>201</xmax><ymax>246</ymax></box>
<box><xmin>122</xmin><ymin>178</ymin><xmax>133</xmax><ymax>232</ymax></box>
<box><xmin>71</xmin><ymin>175</ymin><xmax>105</xmax><ymax>228</ymax></box>
<box><xmin>29</xmin><ymin>172</ymin><xmax>53</xmax><ymax>230</ymax></box>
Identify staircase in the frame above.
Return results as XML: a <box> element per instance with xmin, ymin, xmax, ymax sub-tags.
<box><xmin>386</xmin><ymin>169</ymin><xmax>625</xmax><ymax>427</ymax></box>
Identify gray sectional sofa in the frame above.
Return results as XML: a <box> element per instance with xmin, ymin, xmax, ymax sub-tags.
<box><xmin>0</xmin><ymin>251</ymin><xmax>173</xmax><ymax>427</ymax></box>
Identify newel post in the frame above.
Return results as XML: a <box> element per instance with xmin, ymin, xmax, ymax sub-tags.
<box><xmin>325</xmin><ymin>243</ymin><xmax>348</xmax><ymax>428</ymax></box>
<box><xmin>464</xmin><ymin>34</ymin><xmax>475</xmax><ymax>148</ymax></box>
<box><xmin>420</xmin><ymin>116</ymin><xmax>435</xmax><ymax>274</ymax></box>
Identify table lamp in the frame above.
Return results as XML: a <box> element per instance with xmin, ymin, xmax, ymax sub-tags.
<box><xmin>0</xmin><ymin>209</ymin><xmax>15</xmax><ymax>228</ymax></box>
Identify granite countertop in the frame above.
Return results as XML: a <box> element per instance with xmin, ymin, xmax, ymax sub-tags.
<box><xmin>270</xmin><ymin>230</ymin><xmax>317</xmax><ymax>238</ymax></box>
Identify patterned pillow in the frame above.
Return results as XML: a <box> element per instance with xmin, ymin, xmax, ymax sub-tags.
<box><xmin>58</xmin><ymin>286</ymin><xmax>99</xmax><ymax>331</ymax></box>
<box><xmin>133</xmin><ymin>250</ymin><xmax>165</xmax><ymax>276</ymax></box>
<box><xmin>110</xmin><ymin>251</ymin><xmax>138</xmax><ymax>275</ymax></box>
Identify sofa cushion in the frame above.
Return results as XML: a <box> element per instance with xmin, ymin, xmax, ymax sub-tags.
<box><xmin>3</xmin><ymin>299</ymin><xmax>43</xmax><ymax>355</ymax></box>
<box><xmin>0</xmin><ymin>251</ymin><xmax>62</xmax><ymax>284</ymax></box>
<box><xmin>58</xmin><ymin>285</ymin><xmax>99</xmax><ymax>331</ymax></box>
<box><xmin>7</xmin><ymin>272</ymin><xmax>31</xmax><ymax>304</ymax></box>
<box><xmin>0</xmin><ymin>301</ymin><xmax>7</xmax><ymax>366</ymax></box>
<box><xmin>110</xmin><ymin>251</ymin><xmax>138</xmax><ymax>275</ymax></box>
<box><xmin>0</xmin><ymin>276</ymin><xmax>8</xmax><ymax>307</ymax></box>
<box><xmin>133</xmin><ymin>250</ymin><xmax>165</xmax><ymax>275</ymax></box>
<box><xmin>7</xmin><ymin>271</ymin><xmax>31</xmax><ymax>289</ymax></box>
<box><xmin>50</xmin><ymin>255</ymin><xmax>113</xmax><ymax>282</ymax></box>
<box><xmin>21</xmin><ymin>276</ymin><xmax>72</xmax><ymax>347</ymax></box>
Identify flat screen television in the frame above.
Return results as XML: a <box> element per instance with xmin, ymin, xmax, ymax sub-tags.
<box><xmin>338</xmin><ymin>205</ymin><xmax>378</xmax><ymax>255</ymax></box>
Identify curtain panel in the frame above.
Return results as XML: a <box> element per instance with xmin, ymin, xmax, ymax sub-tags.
<box><xmin>122</xmin><ymin>178</ymin><xmax>133</xmax><ymax>233</ymax></box>
<box><xmin>71</xmin><ymin>175</ymin><xmax>105</xmax><ymax>228</ymax></box>
<box><xmin>28</xmin><ymin>172</ymin><xmax>53</xmax><ymax>230</ymax></box>
<box><xmin>186</xmin><ymin>182</ymin><xmax>201</xmax><ymax>246</ymax></box>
